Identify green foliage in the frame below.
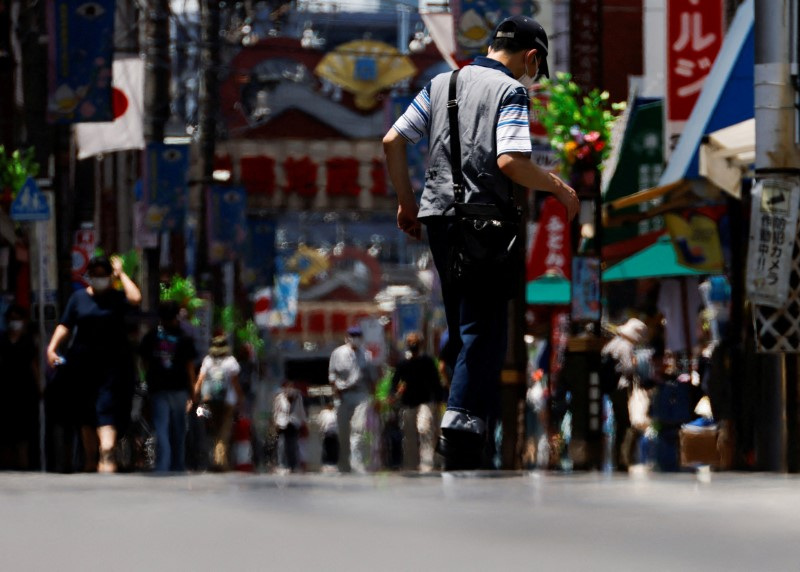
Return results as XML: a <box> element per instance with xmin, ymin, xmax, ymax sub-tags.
<box><xmin>119</xmin><ymin>250</ymin><xmax>139</xmax><ymax>278</ymax></box>
<box><xmin>374</xmin><ymin>367</ymin><xmax>394</xmax><ymax>403</ymax></box>
<box><xmin>0</xmin><ymin>146</ymin><xmax>40</xmax><ymax>195</ymax></box>
<box><xmin>531</xmin><ymin>72</ymin><xmax>625</xmax><ymax>176</ymax></box>
<box><xmin>160</xmin><ymin>275</ymin><xmax>205</xmax><ymax>323</ymax></box>
<box><xmin>235</xmin><ymin>318</ymin><xmax>265</xmax><ymax>358</ymax></box>
<box><xmin>216</xmin><ymin>304</ymin><xmax>265</xmax><ymax>359</ymax></box>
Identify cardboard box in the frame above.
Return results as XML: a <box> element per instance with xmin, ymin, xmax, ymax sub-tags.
<box><xmin>679</xmin><ymin>425</ymin><xmax>720</xmax><ymax>468</ymax></box>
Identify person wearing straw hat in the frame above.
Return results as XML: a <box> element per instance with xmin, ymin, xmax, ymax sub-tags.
<box><xmin>601</xmin><ymin>317</ymin><xmax>649</xmax><ymax>471</ymax></box>
<box><xmin>193</xmin><ymin>334</ymin><xmax>245</xmax><ymax>471</ymax></box>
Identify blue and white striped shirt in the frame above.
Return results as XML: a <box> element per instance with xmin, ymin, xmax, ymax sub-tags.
<box><xmin>392</xmin><ymin>57</ymin><xmax>533</xmax><ymax>157</ymax></box>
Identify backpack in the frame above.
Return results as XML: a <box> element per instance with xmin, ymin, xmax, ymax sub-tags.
<box><xmin>599</xmin><ymin>352</ymin><xmax>620</xmax><ymax>395</ymax></box>
<box><xmin>203</xmin><ymin>358</ymin><xmax>229</xmax><ymax>402</ymax></box>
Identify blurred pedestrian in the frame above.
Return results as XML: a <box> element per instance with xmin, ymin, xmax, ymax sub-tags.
<box><xmin>316</xmin><ymin>400</ymin><xmax>339</xmax><ymax>471</ymax></box>
<box><xmin>272</xmin><ymin>380</ymin><xmax>307</xmax><ymax>473</ymax></box>
<box><xmin>139</xmin><ymin>301</ymin><xmax>198</xmax><ymax>472</ymax></box>
<box><xmin>0</xmin><ymin>304</ymin><xmax>39</xmax><ymax>470</ymax></box>
<box><xmin>193</xmin><ymin>335</ymin><xmax>244</xmax><ymax>471</ymax></box>
<box><xmin>328</xmin><ymin>326</ymin><xmax>375</xmax><ymax>473</ymax></box>
<box><xmin>600</xmin><ymin>317</ymin><xmax>648</xmax><ymax>471</ymax></box>
<box><xmin>46</xmin><ymin>254</ymin><xmax>141</xmax><ymax>473</ymax></box>
<box><xmin>391</xmin><ymin>332</ymin><xmax>442</xmax><ymax>471</ymax></box>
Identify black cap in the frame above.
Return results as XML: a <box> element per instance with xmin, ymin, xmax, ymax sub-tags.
<box><xmin>492</xmin><ymin>15</ymin><xmax>550</xmax><ymax>79</ymax></box>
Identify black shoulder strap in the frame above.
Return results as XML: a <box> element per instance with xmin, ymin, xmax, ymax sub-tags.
<box><xmin>447</xmin><ymin>69</ymin><xmax>464</xmax><ymax>203</ymax></box>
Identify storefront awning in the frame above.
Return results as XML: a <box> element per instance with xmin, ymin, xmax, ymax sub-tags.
<box><xmin>602</xmin><ymin>235</ymin><xmax>708</xmax><ymax>282</ymax></box>
<box><xmin>658</xmin><ymin>0</ymin><xmax>754</xmax><ymax>187</ymax></box>
<box><xmin>699</xmin><ymin>118</ymin><xmax>754</xmax><ymax>198</ymax></box>
<box><xmin>526</xmin><ymin>275</ymin><xmax>570</xmax><ymax>305</ymax></box>
<box><xmin>606</xmin><ymin>179</ymin><xmax>690</xmax><ymax>212</ymax></box>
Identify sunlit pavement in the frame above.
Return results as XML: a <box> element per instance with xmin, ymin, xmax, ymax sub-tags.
<box><xmin>1</xmin><ymin>469</ymin><xmax>798</xmax><ymax>571</ymax></box>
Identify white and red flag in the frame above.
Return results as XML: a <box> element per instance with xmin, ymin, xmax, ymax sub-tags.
<box><xmin>74</xmin><ymin>57</ymin><xmax>145</xmax><ymax>159</ymax></box>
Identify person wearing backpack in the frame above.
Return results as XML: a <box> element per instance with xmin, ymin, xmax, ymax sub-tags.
<box><xmin>193</xmin><ymin>335</ymin><xmax>244</xmax><ymax>471</ymax></box>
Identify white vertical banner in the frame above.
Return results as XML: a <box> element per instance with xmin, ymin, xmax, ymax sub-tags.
<box><xmin>360</xmin><ymin>317</ymin><xmax>386</xmax><ymax>366</ymax></box>
<box><xmin>746</xmin><ymin>179</ymin><xmax>800</xmax><ymax>307</ymax></box>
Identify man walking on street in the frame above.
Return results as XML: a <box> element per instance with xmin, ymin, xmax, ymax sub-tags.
<box><xmin>392</xmin><ymin>332</ymin><xmax>443</xmax><ymax>472</ymax></box>
<box><xmin>383</xmin><ymin>15</ymin><xmax>579</xmax><ymax>470</ymax></box>
<box><xmin>329</xmin><ymin>326</ymin><xmax>374</xmax><ymax>473</ymax></box>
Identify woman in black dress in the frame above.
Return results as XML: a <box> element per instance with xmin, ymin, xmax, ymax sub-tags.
<box><xmin>46</xmin><ymin>255</ymin><xmax>141</xmax><ymax>473</ymax></box>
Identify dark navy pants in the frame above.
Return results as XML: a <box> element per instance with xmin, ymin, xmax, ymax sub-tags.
<box><xmin>425</xmin><ymin>218</ymin><xmax>509</xmax><ymax>435</ymax></box>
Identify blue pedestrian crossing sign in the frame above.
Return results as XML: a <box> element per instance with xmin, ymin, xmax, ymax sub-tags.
<box><xmin>10</xmin><ymin>177</ymin><xmax>50</xmax><ymax>221</ymax></box>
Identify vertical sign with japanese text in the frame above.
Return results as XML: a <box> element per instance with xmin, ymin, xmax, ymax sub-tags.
<box><xmin>666</xmin><ymin>0</ymin><xmax>724</xmax><ymax>155</ymax></box>
<box><xmin>570</xmin><ymin>0</ymin><xmax>602</xmax><ymax>92</ymax></box>
<box><xmin>746</xmin><ymin>179</ymin><xmax>800</xmax><ymax>308</ymax></box>
<box><xmin>527</xmin><ymin>196</ymin><xmax>572</xmax><ymax>281</ymax></box>
<box><xmin>571</xmin><ymin>256</ymin><xmax>601</xmax><ymax>322</ymax></box>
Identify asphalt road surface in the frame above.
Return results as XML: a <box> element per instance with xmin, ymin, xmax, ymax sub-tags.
<box><xmin>1</xmin><ymin>470</ymin><xmax>798</xmax><ymax>571</ymax></box>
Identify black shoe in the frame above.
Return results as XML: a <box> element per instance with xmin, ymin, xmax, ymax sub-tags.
<box><xmin>437</xmin><ymin>429</ymin><xmax>484</xmax><ymax>471</ymax></box>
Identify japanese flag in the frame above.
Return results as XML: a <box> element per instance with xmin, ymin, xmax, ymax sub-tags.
<box><xmin>74</xmin><ymin>58</ymin><xmax>145</xmax><ymax>159</ymax></box>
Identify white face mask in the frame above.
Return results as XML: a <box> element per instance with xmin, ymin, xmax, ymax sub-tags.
<box><xmin>8</xmin><ymin>320</ymin><xmax>23</xmax><ymax>332</ymax></box>
<box><xmin>90</xmin><ymin>277</ymin><xmax>111</xmax><ymax>292</ymax></box>
<box><xmin>517</xmin><ymin>55</ymin><xmax>537</xmax><ymax>90</ymax></box>
<box><xmin>518</xmin><ymin>63</ymin><xmax>534</xmax><ymax>90</ymax></box>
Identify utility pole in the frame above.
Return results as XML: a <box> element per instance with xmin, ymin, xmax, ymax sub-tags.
<box><xmin>141</xmin><ymin>0</ymin><xmax>172</xmax><ymax>312</ymax></box>
<box><xmin>196</xmin><ymin>0</ymin><xmax>222</xmax><ymax>291</ymax></box>
<box><xmin>144</xmin><ymin>0</ymin><xmax>171</xmax><ymax>144</ymax></box>
<box><xmin>752</xmin><ymin>0</ymin><xmax>800</xmax><ymax>471</ymax></box>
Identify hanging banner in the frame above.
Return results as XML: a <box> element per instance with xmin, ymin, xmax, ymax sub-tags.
<box><xmin>528</xmin><ymin>196</ymin><xmax>572</xmax><ymax>281</ymax></box>
<box><xmin>570</xmin><ymin>0</ymin><xmax>602</xmax><ymax>91</ymax></box>
<box><xmin>571</xmin><ymin>256</ymin><xmax>601</xmax><ymax>322</ymax></box>
<box><xmin>269</xmin><ymin>274</ymin><xmax>300</xmax><ymax>328</ymax></box>
<box><xmin>143</xmin><ymin>143</ymin><xmax>190</xmax><ymax>232</ymax></box>
<box><xmin>74</xmin><ymin>58</ymin><xmax>145</xmax><ymax>158</ymax></box>
<box><xmin>47</xmin><ymin>0</ymin><xmax>116</xmax><ymax>123</ymax></box>
<box><xmin>394</xmin><ymin>302</ymin><xmax>423</xmax><ymax>352</ymax></box>
<box><xmin>665</xmin><ymin>0</ymin><xmax>724</xmax><ymax>155</ymax></box>
<box><xmin>452</xmin><ymin>0</ymin><xmax>529</xmax><ymax>61</ymax></box>
<box><xmin>253</xmin><ymin>287</ymin><xmax>272</xmax><ymax>329</ymax></box>
<box><xmin>207</xmin><ymin>186</ymin><xmax>248</xmax><ymax>263</ymax></box>
<box><xmin>360</xmin><ymin>317</ymin><xmax>387</xmax><ymax>365</ymax></box>
<box><xmin>242</xmin><ymin>216</ymin><xmax>276</xmax><ymax>292</ymax></box>
<box><xmin>746</xmin><ymin>179</ymin><xmax>800</xmax><ymax>308</ymax></box>
<box><xmin>664</xmin><ymin>209</ymin><xmax>725</xmax><ymax>272</ymax></box>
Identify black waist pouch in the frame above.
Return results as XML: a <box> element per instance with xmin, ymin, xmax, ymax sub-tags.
<box><xmin>448</xmin><ymin>202</ymin><xmax>522</xmax><ymax>298</ymax></box>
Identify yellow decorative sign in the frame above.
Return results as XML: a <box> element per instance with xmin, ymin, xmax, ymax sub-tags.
<box><xmin>315</xmin><ymin>40</ymin><xmax>417</xmax><ymax>110</ymax></box>
<box><xmin>664</xmin><ymin>212</ymin><xmax>724</xmax><ymax>272</ymax></box>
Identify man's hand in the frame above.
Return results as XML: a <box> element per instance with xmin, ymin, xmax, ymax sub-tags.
<box><xmin>397</xmin><ymin>202</ymin><xmax>422</xmax><ymax>240</ymax></box>
<box><xmin>548</xmin><ymin>173</ymin><xmax>580</xmax><ymax>221</ymax></box>
<box><xmin>110</xmin><ymin>254</ymin><xmax>124</xmax><ymax>278</ymax></box>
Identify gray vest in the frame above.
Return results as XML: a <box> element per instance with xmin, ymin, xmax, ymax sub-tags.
<box><xmin>418</xmin><ymin>64</ymin><xmax>521</xmax><ymax>219</ymax></box>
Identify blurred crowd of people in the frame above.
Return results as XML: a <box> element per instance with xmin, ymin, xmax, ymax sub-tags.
<box><xmin>1</xmin><ymin>255</ymin><xmax>452</xmax><ymax>474</ymax></box>
<box><xmin>523</xmin><ymin>307</ymin><xmax>728</xmax><ymax>473</ymax></box>
<box><xmin>2</xmin><ymin>257</ymin><xmax>726</xmax><ymax>476</ymax></box>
